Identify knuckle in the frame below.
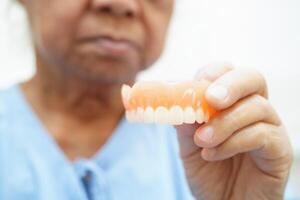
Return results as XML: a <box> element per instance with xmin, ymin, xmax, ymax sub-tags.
<box><xmin>256</xmin><ymin>71</ymin><xmax>268</xmax><ymax>96</ymax></box>
<box><xmin>196</xmin><ymin>62</ymin><xmax>234</xmax><ymax>80</ymax></box>
<box><xmin>249</xmin><ymin>95</ymin><xmax>270</xmax><ymax>114</ymax></box>
<box><xmin>247</xmin><ymin>95</ymin><xmax>280</xmax><ymax>124</ymax></box>
<box><xmin>231</xmin><ymin>133</ymin><xmax>242</xmax><ymax>151</ymax></box>
<box><xmin>210</xmin><ymin>62</ymin><xmax>235</xmax><ymax>70</ymax></box>
<box><xmin>252</xmin><ymin>122</ymin><xmax>270</xmax><ymax>147</ymax></box>
<box><xmin>248</xmin><ymin>68</ymin><xmax>268</xmax><ymax>96</ymax></box>
<box><xmin>222</xmin><ymin>62</ymin><xmax>235</xmax><ymax>71</ymax></box>
<box><xmin>243</xmin><ymin>68</ymin><xmax>266</xmax><ymax>82</ymax></box>
<box><xmin>254</xmin><ymin>122</ymin><xmax>268</xmax><ymax>133</ymax></box>
<box><xmin>239</xmin><ymin>68</ymin><xmax>268</xmax><ymax>94</ymax></box>
<box><xmin>254</xmin><ymin>70</ymin><xmax>267</xmax><ymax>86</ymax></box>
<box><xmin>228</xmin><ymin>114</ymin><xmax>241</xmax><ymax>130</ymax></box>
<box><xmin>247</xmin><ymin>94</ymin><xmax>262</xmax><ymax>107</ymax></box>
<box><xmin>250</xmin><ymin>123</ymin><xmax>294</xmax><ymax>163</ymax></box>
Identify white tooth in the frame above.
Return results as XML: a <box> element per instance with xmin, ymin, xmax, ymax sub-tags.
<box><xmin>169</xmin><ymin>106</ymin><xmax>184</xmax><ymax>125</ymax></box>
<box><xmin>184</xmin><ymin>107</ymin><xmax>196</xmax><ymax>124</ymax></box>
<box><xmin>154</xmin><ymin>106</ymin><xmax>169</xmax><ymax>124</ymax></box>
<box><xmin>196</xmin><ymin>108</ymin><xmax>204</xmax><ymax>124</ymax></box>
<box><xmin>136</xmin><ymin>107</ymin><xmax>144</xmax><ymax>122</ymax></box>
<box><xmin>204</xmin><ymin>112</ymin><xmax>210</xmax><ymax>123</ymax></box>
<box><xmin>144</xmin><ymin>107</ymin><xmax>154</xmax><ymax>123</ymax></box>
<box><xmin>131</xmin><ymin>110</ymin><xmax>138</xmax><ymax>122</ymax></box>
<box><xmin>126</xmin><ymin>110</ymin><xmax>135</xmax><ymax>122</ymax></box>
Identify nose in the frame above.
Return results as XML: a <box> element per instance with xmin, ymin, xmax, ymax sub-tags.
<box><xmin>91</xmin><ymin>0</ymin><xmax>140</xmax><ymax>18</ymax></box>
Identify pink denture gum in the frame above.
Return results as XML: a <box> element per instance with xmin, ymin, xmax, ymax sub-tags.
<box><xmin>121</xmin><ymin>80</ymin><xmax>218</xmax><ymax>125</ymax></box>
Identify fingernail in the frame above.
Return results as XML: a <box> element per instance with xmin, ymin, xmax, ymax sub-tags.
<box><xmin>197</xmin><ymin>127</ymin><xmax>214</xmax><ymax>142</ymax></box>
<box><xmin>207</xmin><ymin>85</ymin><xmax>228</xmax><ymax>100</ymax></box>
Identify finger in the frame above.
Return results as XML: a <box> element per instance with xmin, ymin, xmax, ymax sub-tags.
<box><xmin>200</xmin><ymin>122</ymin><xmax>290</xmax><ymax>163</ymax></box>
<box><xmin>194</xmin><ymin>95</ymin><xmax>281</xmax><ymax>148</ymax></box>
<box><xmin>205</xmin><ymin>68</ymin><xmax>268</xmax><ymax>110</ymax></box>
<box><xmin>194</xmin><ymin>62</ymin><xmax>234</xmax><ymax>82</ymax></box>
<box><xmin>176</xmin><ymin>62</ymin><xmax>233</xmax><ymax>157</ymax></box>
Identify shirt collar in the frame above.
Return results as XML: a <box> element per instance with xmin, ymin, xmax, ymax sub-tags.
<box><xmin>3</xmin><ymin>85</ymin><xmax>156</xmax><ymax>169</ymax></box>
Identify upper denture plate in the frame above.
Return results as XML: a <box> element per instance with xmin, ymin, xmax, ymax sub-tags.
<box><xmin>184</xmin><ymin>107</ymin><xmax>196</xmax><ymax>124</ymax></box>
<box><xmin>169</xmin><ymin>106</ymin><xmax>184</xmax><ymax>125</ymax></box>
<box><xmin>144</xmin><ymin>107</ymin><xmax>154</xmax><ymax>123</ymax></box>
<box><xmin>126</xmin><ymin>110</ymin><xmax>135</xmax><ymax>122</ymax></box>
<box><xmin>154</xmin><ymin>106</ymin><xmax>170</xmax><ymax>124</ymax></box>
<box><xmin>196</xmin><ymin>108</ymin><xmax>204</xmax><ymax>124</ymax></box>
<box><xmin>196</xmin><ymin>100</ymin><xmax>202</xmax><ymax>108</ymax></box>
<box><xmin>204</xmin><ymin>112</ymin><xmax>210</xmax><ymax>123</ymax></box>
<box><xmin>131</xmin><ymin>110</ymin><xmax>139</xmax><ymax>122</ymax></box>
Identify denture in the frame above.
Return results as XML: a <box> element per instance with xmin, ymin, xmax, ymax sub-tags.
<box><xmin>121</xmin><ymin>80</ymin><xmax>218</xmax><ymax>125</ymax></box>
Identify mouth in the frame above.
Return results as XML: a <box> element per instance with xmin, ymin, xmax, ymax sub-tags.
<box><xmin>78</xmin><ymin>35</ymin><xmax>140</xmax><ymax>58</ymax></box>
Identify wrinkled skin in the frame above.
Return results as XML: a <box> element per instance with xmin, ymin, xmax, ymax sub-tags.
<box><xmin>22</xmin><ymin>0</ymin><xmax>174</xmax><ymax>84</ymax></box>
<box><xmin>20</xmin><ymin>0</ymin><xmax>174</xmax><ymax>159</ymax></box>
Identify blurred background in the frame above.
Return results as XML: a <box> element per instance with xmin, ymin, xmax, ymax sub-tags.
<box><xmin>1</xmin><ymin>0</ymin><xmax>299</xmax><ymax>198</ymax></box>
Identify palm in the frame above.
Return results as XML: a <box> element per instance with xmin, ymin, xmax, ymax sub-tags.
<box><xmin>176</xmin><ymin>125</ymin><xmax>289</xmax><ymax>200</ymax></box>
<box><xmin>183</xmin><ymin>152</ymin><xmax>284</xmax><ymax>200</ymax></box>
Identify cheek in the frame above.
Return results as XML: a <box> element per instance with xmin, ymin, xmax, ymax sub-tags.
<box><xmin>29</xmin><ymin>0</ymin><xmax>88</xmax><ymax>60</ymax></box>
<box><xmin>143</xmin><ymin>8</ymin><xmax>173</xmax><ymax>67</ymax></box>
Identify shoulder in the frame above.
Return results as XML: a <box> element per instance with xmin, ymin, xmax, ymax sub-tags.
<box><xmin>0</xmin><ymin>86</ymin><xmax>40</xmax><ymax>198</ymax></box>
<box><xmin>0</xmin><ymin>86</ymin><xmax>14</xmax><ymax>132</ymax></box>
<box><xmin>0</xmin><ymin>85</ymin><xmax>29</xmax><ymax>151</ymax></box>
<box><xmin>0</xmin><ymin>85</ymin><xmax>23</xmax><ymax>145</ymax></box>
<box><xmin>0</xmin><ymin>87</ymin><xmax>8</xmax><ymax>116</ymax></box>
<box><xmin>0</xmin><ymin>85</ymin><xmax>20</xmax><ymax>116</ymax></box>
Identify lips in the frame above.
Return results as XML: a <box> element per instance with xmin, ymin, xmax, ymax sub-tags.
<box><xmin>78</xmin><ymin>35</ymin><xmax>140</xmax><ymax>58</ymax></box>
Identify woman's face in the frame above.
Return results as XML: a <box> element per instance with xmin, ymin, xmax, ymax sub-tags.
<box><xmin>23</xmin><ymin>0</ymin><xmax>174</xmax><ymax>83</ymax></box>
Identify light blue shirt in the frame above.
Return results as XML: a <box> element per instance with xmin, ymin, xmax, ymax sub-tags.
<box><xmin>0</xmin><ymin>86</ymin><xmax>298</xmax><ymax>200</ymax></box>
<box><xmin>0</xmin><ymin>86</ymin><xmax>194</xmax><ymax>200</ymax></box>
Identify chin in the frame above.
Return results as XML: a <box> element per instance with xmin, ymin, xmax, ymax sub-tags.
<box><xmin>67</xmin><ymin>60</ymin><xmax>140</xmax><ymax>85</ymax></box>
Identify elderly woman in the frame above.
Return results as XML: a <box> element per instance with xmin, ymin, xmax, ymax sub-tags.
<box><xmin>0</xmin><ymin>0</ymin><xmax>293</xmax><ymax>200</ymax></box>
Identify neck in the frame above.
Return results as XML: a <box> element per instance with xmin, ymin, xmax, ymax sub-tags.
<box><xmin>21</xmin><ymin>61</ymin><xmax>134</xmax><ymax>160</ymax></box>
<box><xmin>22</xmin><ymin>67</ymin><xmax>126</xmax><ymax>120</ymax></box>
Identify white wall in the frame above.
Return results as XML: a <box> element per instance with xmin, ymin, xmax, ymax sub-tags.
<box><xmin>1</xmin><ymin>0</ymin><xmax>300</xmax><ymax>154</ymax></box>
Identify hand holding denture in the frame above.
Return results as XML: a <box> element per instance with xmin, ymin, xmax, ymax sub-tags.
<box><xmin>122</xmin><ymin>63</ymin><xmax>293</xmax><ymax>200</ymax></box>
<box><xmin>175</xmin><ymin>63</ymin><xmax>293</xmax><ymax>200</ymax></box>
